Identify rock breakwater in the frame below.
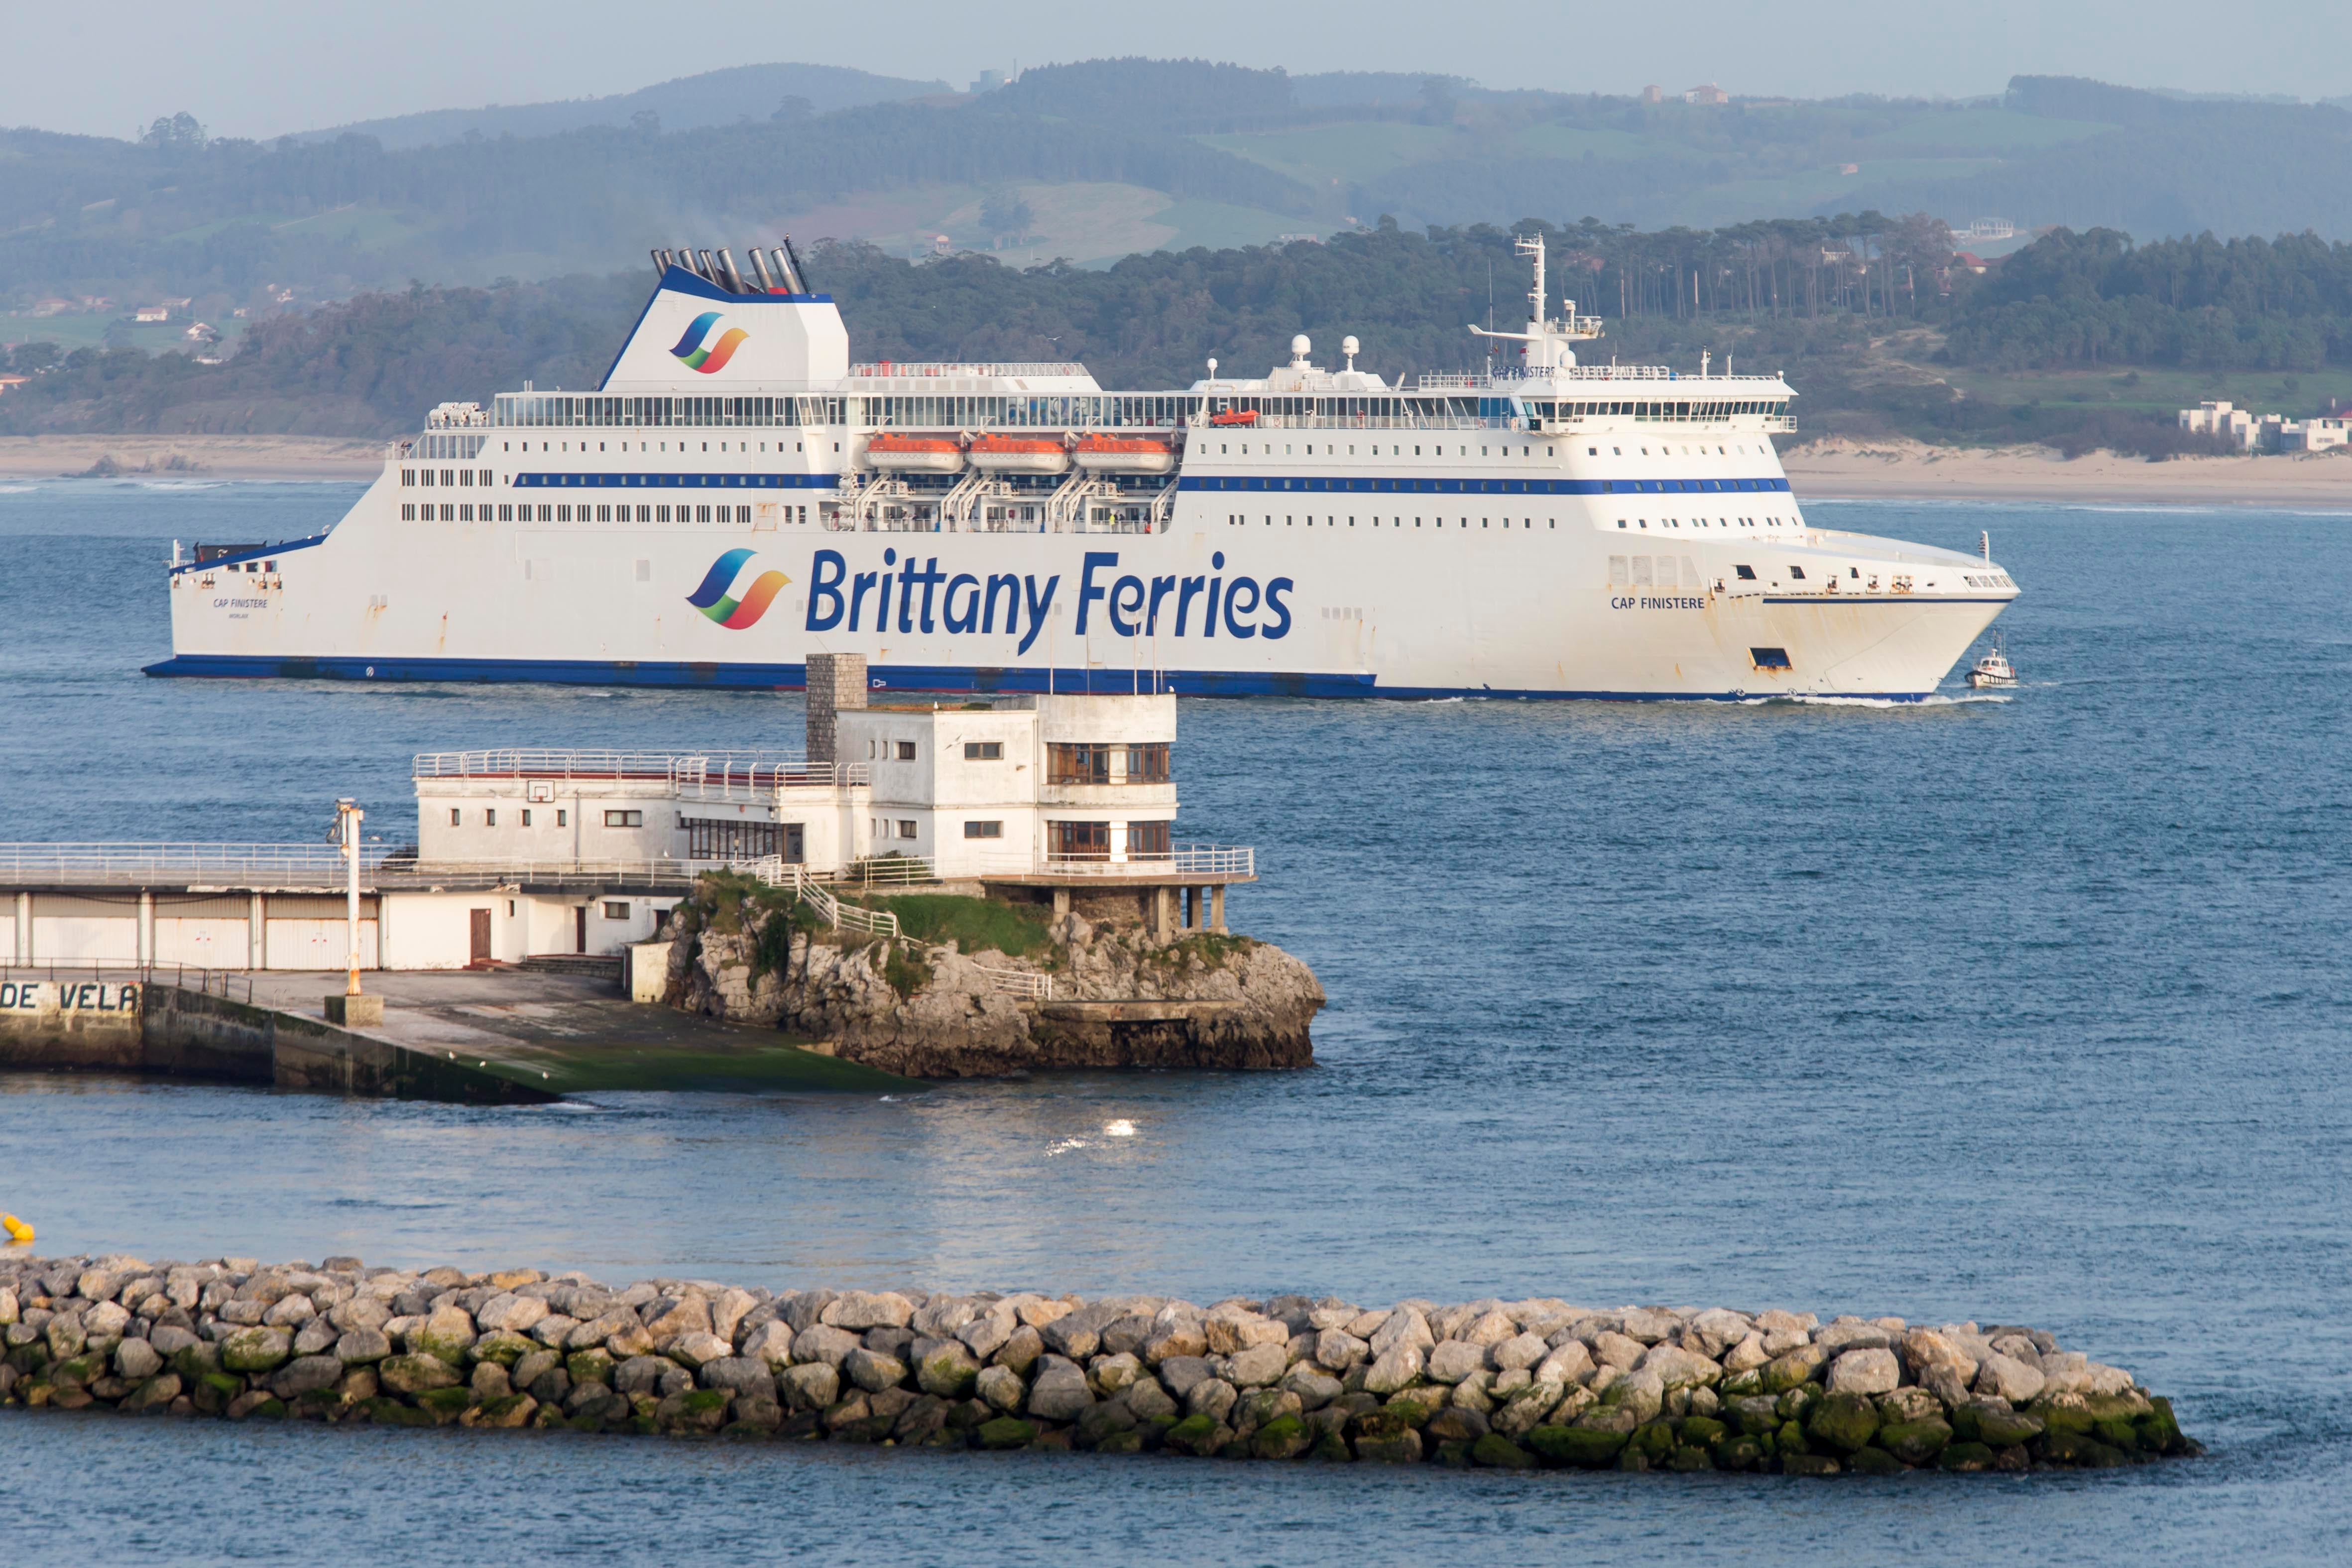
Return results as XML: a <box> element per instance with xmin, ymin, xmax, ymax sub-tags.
<box><xmin>0</xmin><ymin>1253</ymin><xmax>2197</xmax><ymax>1474</ymax></box>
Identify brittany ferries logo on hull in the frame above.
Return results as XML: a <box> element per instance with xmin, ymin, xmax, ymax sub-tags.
<box><xmin>670</xmin><ymin>312</ymin><xmax>748</xmax><ymax>374</ymax></box>
<box><xmin>688</xmin><ymin>549</ymin><xmax>790</xmax><ymax>628</ymax></box>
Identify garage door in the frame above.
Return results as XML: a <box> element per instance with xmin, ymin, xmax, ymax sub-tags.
<box><xmin>31</xmin><ymin>894</ymin><xmax>140</xmax><ymax>963</ymax></box>
<box><xmin>152</xmin><ymin>894</ymin><xmax>252</xmax><ymax>968</ymax></box>
<box><xmin>263</xmin><ymin>895</ymin><xmax>379</xmax><ymax>971</ymax></box>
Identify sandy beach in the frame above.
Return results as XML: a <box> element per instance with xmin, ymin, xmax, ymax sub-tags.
<box><xmin>1786</xmin><ymin>437</ymin><xmax>2352</xmax><ymax>509</ymax></box>
<box><xmin>0</xmin><ymin>434</ymin><xmax>384</xmax><ymax>482</ymax></box>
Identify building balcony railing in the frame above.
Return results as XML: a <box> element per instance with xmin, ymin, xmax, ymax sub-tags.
<box><xmin>978</xmin><ymin>844</ymin><xmax>1254</xmax><ymax>881</ymax></box>
<box><xmin>0</xmin><ymin>843</ymin><xmax>379</xmax><ymax>887</ymax></box>
<box><xmin>413</xmin><ymin>750</ymin><xmax>868</xmax><ymax>790</ymax></box>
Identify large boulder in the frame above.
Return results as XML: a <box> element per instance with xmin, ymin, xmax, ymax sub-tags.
<box><xmin>410</xmin><ymin>1306</ymin><xmax>477</xmax><ymax>1365</ymax></box>
<box><xmin>219</xmin><ymin>1327</ymin><xmax>292</xmax><ymax>1374</ymax></box>
<box><xmin>378</xmin><ymin>1353</ymin><xmax>463</xmax><ymax>1395</ymax></box>
<box><xmin>1027</xmin><ymin>1359</ymin><xmax>1094</xmax><ymax>1422</ymax></box>
<box><xmin>1975</xmin><ymin>1352</ymin><xmax>2047</xmax><ymax>1404</ymax></box>
<box><xmin>1825</xmin><ymin>1347</ymin><xmax>1899</xmax><ymax>1396</ymax></box>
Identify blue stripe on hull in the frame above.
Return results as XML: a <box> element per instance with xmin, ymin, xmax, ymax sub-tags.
<box><xmin>140</xmin><ymin>653</ymin><xmax>1933</xmax><ymax>702</ymax></box>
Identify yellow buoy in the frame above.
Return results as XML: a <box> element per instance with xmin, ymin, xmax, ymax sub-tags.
<box><xmin>1</xmin><ymin>1214</ymin><xmax>31</xmax><ymax>1244</ymax></box>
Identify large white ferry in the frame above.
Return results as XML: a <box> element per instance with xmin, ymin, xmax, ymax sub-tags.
<box><xmin>153</xmin><ymin>237</ymin><xmax>2016</xmax><ymax>699</ymax></box>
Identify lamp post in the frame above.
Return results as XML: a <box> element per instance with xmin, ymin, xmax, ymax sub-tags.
<box><xmin>338</xmin><ymin>798</ymin><xmax>364</xmax><ymax>996</ymax></box>
<box><xmin>325</xmin><ymin>799</ymin><xmax>381</xmax><ymax>1027</ymax></box>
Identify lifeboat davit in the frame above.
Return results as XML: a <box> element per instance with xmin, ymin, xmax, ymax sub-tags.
<box><xmin>967</xmin><ymin>435</ymin><xmax>1070</xmax><ymax>475</ymax></box>
<box><xmin>863</xmin><ymin>434</ymin><xmax>964</xmax><ymax>473</ymax></box>
<box><xmin>1071</xmin><ymin>434</ymin><xmax>1176</xmax><ymax>475</ymax></box>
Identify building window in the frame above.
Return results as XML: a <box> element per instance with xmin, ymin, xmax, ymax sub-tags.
<box><xmin>963</xmin><ymin>741</ymin><xmax>1003</xmax><ymax>760</ymax></box>
<box><xmin>1126</xmin><ymin>820</ymin><xmax>1171</xmax><ymax>857</ymax></box>
<box><xmin>557</xmin><ymin>810</ymin><xmax>568</xmax><ymax>827</ymax></box>
<box><xmin>603</xmin><ymin>901</ymin><xmax>630</xmax><ymax>920</ymax></box>
<box><xmin>897</xmin><ymin>820</ymin><xmax>918</xmax><ymax>839</ymax></box>
<box><xmin>1125</xmin><ymin>743</ymin><xmax>1170</xmax><ymax>783</ymax></box>
<box><xmin>521</xmin><ymin>809</ymin><xmax>532</xmax><ymax>827</ymax></box>
<box><xmin>1050</xmin><ymin>820</ymin><xmax>1111</xmax><ymax>859</ymax></box>
<box><xmin>604</xmin><ymin>809</ymin><xmax>643</xmax><ymax>828</ymax></box>
<box><xmin>963</xmin><ymin>820</ymin><xmax>1003</xmax><ymax>839</ymax></box>
<box><xmin>895</xmin><ymin>741</ymin><xmax>917</xmax><ymax>761</ymax></box>
<box><xmin>485</xmin><ymin>809</ymin><xmax>496</xmax><ymax>827</ymax></box>
<box><xmin>1048</xmin><ymin>743</ymin><xmax>1111</xmax><ymax>785</ymax></box>
<box><xmin>450</xmin><ymin>808</ymin><xmax>462</xmax><ymax>826</ymax></box>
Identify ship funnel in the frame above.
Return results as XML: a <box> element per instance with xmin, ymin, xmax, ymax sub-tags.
<box><xmin>717</xmin><ymin>247</ymin><xmax>748</xmax><ymax>293</ymax></box>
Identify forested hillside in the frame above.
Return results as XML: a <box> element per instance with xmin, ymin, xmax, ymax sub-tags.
<box><xmin>6</xmin><ymin>60</ymin><xmax>2352</xmax><ymax>323</ymax></box>
<box><xmin>9</xmin><ymin>218</ymin><xmax>2352</xmax><ymax>456</ymax></box>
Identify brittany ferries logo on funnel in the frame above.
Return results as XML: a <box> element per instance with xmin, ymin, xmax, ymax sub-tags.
<box><xmin>670</xmin><ymin>312</ymin><xmax>748</xmax><ymax>374</ymax></box>
<box><xmin>688</xmin><ymin>549</ymin><xmax>790</xmax><ymax>629</ymax></box>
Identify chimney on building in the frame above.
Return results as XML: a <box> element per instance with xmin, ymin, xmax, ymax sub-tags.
<box><xmin>805</xmin><ymin>653</ymin><xmax>867</xmax><ymax>764</ymax></box>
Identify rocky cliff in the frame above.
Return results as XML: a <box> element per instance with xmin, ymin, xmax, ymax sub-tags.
<box><xmin>655</xmin><ymin>880</ymin><xmax>1321</xmax><ymax>1077</ymax></box>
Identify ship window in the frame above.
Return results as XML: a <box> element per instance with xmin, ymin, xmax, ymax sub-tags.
<box><xmin>604</xmin><ymin>810</ymin><xmax>643</xmax><ymax>828</ymax></box>
<box><xmin>963</xmin><ymin>820</ymin><xmax>1003</xmax><ymax>839</ymax></box>
<box><xmin>499</xmin><ymin>504</ymin><xmax>513</xmax><ymax>521</ymax></box>
<box><xmin>1850</xmin><ymin>567</ymin><xmax>1860</xmax><ymax>578</ymax></box>
<box><xmin>596</xmin><ymin>504</ymin><xmax>611</xmax><ymax>522</ymax></box>
<box><xmin>963</xmin><ymin>741</ymin><xmax>1002</xmax><ymax>760</ymax></box>
<box><xmin>1788</xmin><ymin>565</ymin><xmax>1806</xmax><ymax>580</ymax></box>
<box><xmin>656</xmin><ymin>505</ymin><xmax>671</xmax><ymax>523</ymax></box>
<box><xmin>1735</xmin><ymin>565</ymin><xmax>1758</xmax><ymax>580</ymax></box>
<box><xmin>401</xmin><ymin>504</ymin><xmax>415</xmax><ymax>521</ymax></box>
<box><xmin>400</xmin><ymin>469</ymin><xmax>414</xmax><ymax>485</ymax></box>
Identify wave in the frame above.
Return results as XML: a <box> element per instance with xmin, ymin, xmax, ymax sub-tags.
<box><xmin>1758</xmin><ymin>691</ymin><xmax>2014</xmax><ymax>709</ymax></box>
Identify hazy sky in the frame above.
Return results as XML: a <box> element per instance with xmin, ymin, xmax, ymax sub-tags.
<box><xmin>17</xmin><ymin>0</ymin><xmax>2352</xmax><ymax>141</ymax></box>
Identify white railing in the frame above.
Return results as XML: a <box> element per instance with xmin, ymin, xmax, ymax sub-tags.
<box><xmin>0</xmin><ymin>844</ymin><xmax>375</xmax><ymax>883</ymax></box>
<box><xmin>979</xmin><ymin>844</ymin><xmax>1254</xmax><ymax>879</ymax></box>
<box><xmin>851</xmin><ymin>362</ymin><xmax>1090</xmax><ymax>379</ymax></box>
<box><xmin>413</xmin><ymin>749</ymin><xmax>865</xmax><ymax>788</ymax></box>
<box><xmin>973</xmin><ymin>964</ymin><xmax>1052</xmax><ymax>1000</ymax></box>
<box><xmin>381</xmin><ymin>858</ymin><xmax>701</xmax><ymax>886</ymax></box>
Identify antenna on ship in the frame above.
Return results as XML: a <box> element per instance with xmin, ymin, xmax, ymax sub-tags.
<box><xmin>784</xmin><ymin>236</ymin><xmax>813</xmax><ymax>293</ymax></box>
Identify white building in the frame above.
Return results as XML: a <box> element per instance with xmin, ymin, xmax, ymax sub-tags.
<box><xmin>3</xmin><ymin>656</ymin><xmax>1245</xmax><ymax>971</ymax></box>
<box><xmin>2179</xmin><ymin>401</ymin><xmax>2258</xmax><ymax>450</ymax></box>
<box><xmin>2258</xmin><ymin>414</ymin><xmax>2350</xmax><ymax>453</ymax></box>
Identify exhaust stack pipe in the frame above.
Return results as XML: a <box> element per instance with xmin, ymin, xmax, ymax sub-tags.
<box><xmin>697</xmin><ymin>249</ymin><xmax>721</xmax><ymax>284</ymax></box>
<box><xmin>650</xmin><ymin>248</ymin><xmax>670</xmax><ymax>278</ymax></box>
<box><xmin>746</xmin><ymin>247</ymin><xmax>776</xmax><ymax>292</ymax></box>
<box><xmin>717</xmin><ymin>247</ymin><xmax>748</xmax><ymax>293</ymax></box>
<box><xmin>676</xmin><ymin>245</ymin><xmax>703</xmax><ymax>280</ymax></box>
<box><xmin>767</xmin><ymin>248</ymin><xmax>801</xmax><ymax>293</ymax></box>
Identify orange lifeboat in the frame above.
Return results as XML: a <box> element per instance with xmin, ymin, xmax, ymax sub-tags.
<box><xmin>967</xmin><ymin>435</ymin><xmax>1071</xmax><ymax>475</ymax></box>
<box><xmin>1071</xmin><ymin>434</ymin><xmax>1176</xmax><ymax>475</ymax></box>
<box><xmin>864</xmin><ymin>434</ymin><xmax>964</xmax><ymax>473</ymax></box>
<box><xmin>1209</xmin><ymin>408</ymin><xmax>1258</xmax><ymax>426</ymax></box>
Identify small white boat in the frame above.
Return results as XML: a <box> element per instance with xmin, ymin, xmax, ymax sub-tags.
<box><xmin>1966</xmin><ymin>631</ymin><xmax>2017</xmax><ymax>688</ymax></box>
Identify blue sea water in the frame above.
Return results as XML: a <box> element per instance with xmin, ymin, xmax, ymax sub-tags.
<box><xmin>0</xmin><ymin>478</ymin><xmax>2348</xmax><ymax>1563</ymax></box>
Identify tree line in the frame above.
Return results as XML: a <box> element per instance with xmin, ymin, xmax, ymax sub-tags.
<box><xmin>7</xmin><ymin>217</ymin><xmax>2352</xmax><ymax>440</ymax></box>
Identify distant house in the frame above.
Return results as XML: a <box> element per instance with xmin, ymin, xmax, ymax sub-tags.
<box><xmin>1838</xmin><ymin>162</ymin><xmax>1860</xmax><ymax>176</ymax></box>
<box><xmin>2180</xmin><ymin>401</ymin><xmax>2258</xmax><ymax>450</ymax></box>
<box><xmin>31</xmin><ymin>298</ymin><xmax>73</xmax><ymax>317</ymax></box>
<box><xmin>1953</xmin><ymin>252</ymin><xmax>1989</xmax><ymax>275</ymax></box>
<box><xmin>1683</xmin><ymin>83</ymin><xmax>1729</xmax><ymax>105</ymax></box>
<box><xmin>134</xmin><ymin>305</ymin><xmax>169</xmax><ymax>323</ymax></box>
<box><xmin>1642</xmin><ymin>84</ymin><xmax>1663</xmax><ymax>104</ymax></box>
<box><xmin>0</xmin><ymin>374</ymin><xmax>28</xmax><ymax>396</ymax></box>
<box><xmin>2261</xmin><ymin>414</ymin><xmax>2349</xmax><ymax>453</ymax></box>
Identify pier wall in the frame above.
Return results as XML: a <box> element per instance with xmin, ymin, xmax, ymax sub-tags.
<box><xmin>0</xmin><ymin>1252</ymin><xmax>2200</xmax><ymax>1476</ymax></box>
<box><xmin>0</xmin><ymin>981</ymin><xmax>553</xmax><ymax>1103</ymax></box>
